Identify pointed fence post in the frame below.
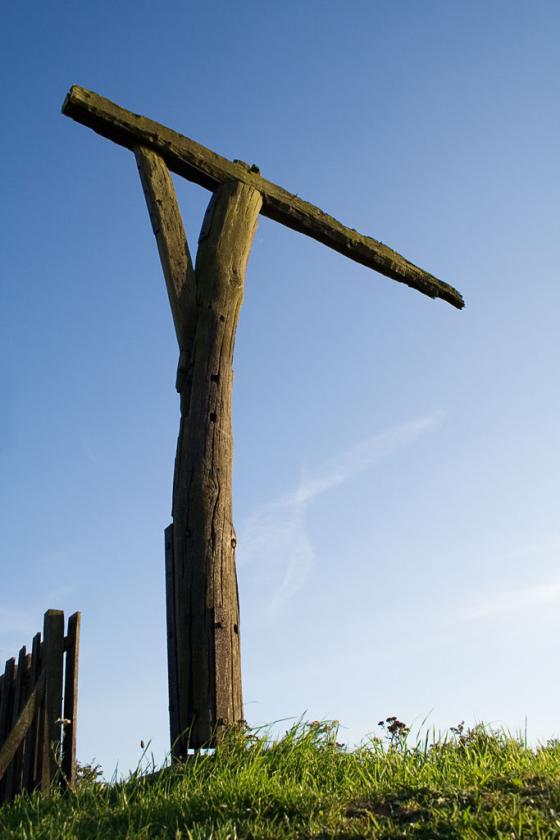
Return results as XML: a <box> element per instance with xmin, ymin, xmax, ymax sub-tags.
<box><xmin>40</xmin><ymin>610</ymin><xmax>64</xmax><ymax>789</ymax></box>
<box><xmin>4</xmin><ymin>646</ymin><xmax>26</xmax><ymax>799</ymax></box>
<box><xmin>22</xmin><ymin>632</ymin><xmax>42</xmax><ymax>791</ymax></box>
<box><xmin>0</xmin><ymin>658</ymin><xmax>16</xmax><ymax>803</ymax></box>
<box><xmin>61</xmin><ymin>612</ymin><xmax>80</xmax><ymax>789</ymax></box>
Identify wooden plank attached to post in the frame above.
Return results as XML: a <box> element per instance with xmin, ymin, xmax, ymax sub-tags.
<box><xmin>61</xmin><ymin>612</ymin><xmax>80</xmax><ymax>788</ymax></box>
<box><xmin>17</xmin><ymin>653</ymin><xmax>33</xmax><ymax>793</ymax></box>
<box><xmin>4</xmin><ymin>646</ymin><xmax>26</xmax><ymax>800</ymax></box>
<box><xmin>164</xmin><ymin>525</ymin><xmax>181</xmax><ymax>758</ymax></box>
<box><xmin>0</xmin><ymin>658</ymin><xmax>16</xmax><ymax>804</ymax></box>
<box><xmin>0</xmin><ymin>659</ymin><xmax>16</xmax><ymax>749</ymax></box>
<box><xmin>23</xmin><ymin>632</ymin><xmax>41</xmax><ymax>791</ymax></box>
<box><xmin>41</xmin><ymin>611</ymin><xmax>65</xmax><ymax>789</ymax></box>
<box><xmin>135</xmin><ymin>146</ymin><xmax>196</xmax><ymax>351</ymax></box>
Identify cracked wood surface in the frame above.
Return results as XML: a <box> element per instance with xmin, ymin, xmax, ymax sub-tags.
<box><xmin>173</xmin><ymin>180</ymin><xmax>261</xmax><ymax>747</ymax></box>
<box><xmin>62</xmin><ymin>85</ymin><xmax>464</xmax><ymax>309</ymax></box>
<box><xmin>143</xmin><ymin>175</ymin><xmax>261</xmax><ymax>748</ymax></box>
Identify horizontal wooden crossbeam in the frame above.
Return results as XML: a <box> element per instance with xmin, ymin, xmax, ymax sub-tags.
<box><xmin>62</xmin><ymin>86</ymin><xmax>464</xmax><ymax>309</ymax></box>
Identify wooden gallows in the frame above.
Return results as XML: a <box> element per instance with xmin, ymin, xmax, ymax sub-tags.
<box><xmin>62</xmin><ymin>86</ymin><xmax>464</xmax><ymax>758</ymax></box>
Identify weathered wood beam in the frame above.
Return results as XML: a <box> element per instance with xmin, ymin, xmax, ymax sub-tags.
<box><xmin>62</xmin><ymin>85</ymin><xmax>464</xmax><ymax>310</ymax></box>
<box><xmin>135</xmin><ymin>146</ymin><xmax>196</xmax><ymax>350</ymax></box>
<box><xmin>172</xmin><ymin>180</ymin><xmax>262</xmax><ymax>749</ymax></box>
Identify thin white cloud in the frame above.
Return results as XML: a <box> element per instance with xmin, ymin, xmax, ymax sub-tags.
<box><xmin>460</xmin><ymin>580</ymin><xmax>560</xmax><ymax>622</ymax></box>
<box><xmin>288</xmin><ymin>410</ymin><xmax>444</xmax><ymax>507</ymax></box>
<box><xmin>238</xmin><ymin>411</ymin><xmax>444</xmax><ymax>617</ymax></box>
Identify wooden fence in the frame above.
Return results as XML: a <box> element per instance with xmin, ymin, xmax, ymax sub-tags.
<box><xmin>0</xmin><ymin>610</ymin><xmax>80</xmax><ymax>806</ymax></box>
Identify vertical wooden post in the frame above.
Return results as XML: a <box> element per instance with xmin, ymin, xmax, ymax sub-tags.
<box><xmin>61</xmin><ymin>612</ymin><xmax>80</xmax><ymax>788</ymax></box>
<box><xmin>136</xmin><ymin>146</ymin><xmax>262</xmax><ymax>753</ymax></box>
<box><xmin>22</xmin><ymin>632</ymin><xmax>41</xmax><ymax>791</ymax></box>
<box><xmin>164</xmin><ymin>524</ymin><xmax>181</xmax><ymax>757</ymax></box>
<box><xmin>0</xmin><ymin>658</ymin><xmax>16</xmax><ymax>804</ymax></box>
<box><xmin>18</xmin><ymin>653</ymin><xmax>33</xmax><ymax>792</ymax></box>
<box><xmin>172</xmin><ymin>181</ymin><xmax>262</xmax><ymax>749</ymax></box>
<box><xmin>40</xmin><ymin>610</ymin><xmax>64</xmax><ymax>789</ymax></box>
<box><xmin>4</xmin><ymin>646</ymin><xmax>26</xmax><ymax>799</ymax></box>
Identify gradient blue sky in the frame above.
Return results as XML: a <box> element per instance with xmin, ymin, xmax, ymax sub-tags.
<box><xmin>2</xmin><ymin>1</ymin><xmax>559</xmax><ymax>777</ymax></box>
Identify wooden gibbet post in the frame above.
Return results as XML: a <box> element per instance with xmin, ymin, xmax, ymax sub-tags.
<box><xmin>172</xmin><ymin>180</ymin><xmax>261</xmax><ymax>750</ymax></box>
<box><xmin>135</xmin><ymin>149</ymin><xmax>261</xmax><ymax>750</ymax></box>
<box><xmin>62</xmin><ymin>86</ymin><xmax>464</xmax><ymax>757</ymax></box>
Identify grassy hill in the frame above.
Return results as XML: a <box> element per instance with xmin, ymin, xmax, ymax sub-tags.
<box><xmin>2</xmin><ymin>719</ymin><xmax>560</xmax><ymax>838</ymax></box>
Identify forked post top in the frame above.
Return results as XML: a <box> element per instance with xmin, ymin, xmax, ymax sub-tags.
<box><xmin>62</xmin><ymin>85</ymin><xmax>464</xmax><ymax>310</ymax></box>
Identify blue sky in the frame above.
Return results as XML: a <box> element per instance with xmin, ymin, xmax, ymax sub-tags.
<box><xmin>1</xmin><ymin>1</ymin><xmax>560</xmax><ymax>777</ymax></box>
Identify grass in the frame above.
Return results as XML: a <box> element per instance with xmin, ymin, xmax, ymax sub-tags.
<box><xmin>2</xmin><ymin>718</ymin><xmax>560</xmax><ymax>838</ymax></box>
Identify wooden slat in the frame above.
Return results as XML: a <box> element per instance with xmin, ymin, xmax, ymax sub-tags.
<box><xmin>0</xmin><ymin>659</ymin><xmax>15</xmax><ymax>749</ymax></box>
<box><xmin>164</xmin><ymin>525</ymin><xmax>181</xmax><ymax>758</ymax></box>
<box><xmin>62</xmin><ymin>85</ymin><xmax>464</xmax><ymax>310</ymax></box>
<box><xmin>4</xmin><ymin>646</ymin><xmax>26</xmax><ymax>799</ymax></box>
<box><xmin>12</xmin><ymin>648</ymin><xmax>29</xmax><ymax>796</ymax></box>
<box><xmin>18</xmin><ymin>653</ymin><xmax>32</xmax><ymax>794</ymax></box>
<box><xmin>23</xmin><ymin>633</ymin><xmax>41</xmax><ymax>791</ymax></box>
<box><xmin>41</xmin><ymin>611</ymin><xmax>65</xmax><ymax>789</ymax></box>
<box><xmin>0</xmin><ymin>658</ymin><xmax>16</xmax><ymax>803</ymax></box>
<box><xmin>61</xmin><ymin>612</ymin><xmax>80</xmax><ymax>788</ymax></box>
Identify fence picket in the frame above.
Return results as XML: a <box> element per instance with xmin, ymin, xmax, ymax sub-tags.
<box><xmin>41</xmin><ymin>611</ymin><xmax>65</xmax><ymax>789</ymax></box>
<box><xmin>22</xmin><ymin>633</ymin><xmax>41</xmax><ymax>792</ymax></box>
<box><xmin>0</xmin><ymin>658</ymin><xmax>16</xmax><ymax>804</ymax></box>
<box><xmin>4</xmin><ymin>646</ymin><xmax>26</xmax><ymax>799</ymax></box>
<box><xmin>165</xmin><ymin>524</ymin><xmax>180</xmax><ymax>758</ymax></box>
<box><xmin>17</xmin><ymin>653</ymin><xmax>33</xmax><ymax>794</ymax></box>
<box><xmin>61</xmin><ymin>612</ymin><xmax>80</xmax><ymax>788</ymax></box>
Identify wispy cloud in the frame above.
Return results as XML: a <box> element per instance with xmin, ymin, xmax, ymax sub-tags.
<box><xmin>238</xmin><ymin>411</ymin><xmax>444</xmax><ymax>617</ymax></box>
<box><xmin>460</xmin><ymin>580</ymin><xmax>560</xmax><ymax>622</ymax></box>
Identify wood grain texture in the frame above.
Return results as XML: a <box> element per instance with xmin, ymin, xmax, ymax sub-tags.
<box><xmin>62</xmin><ymin>85</ymin><xmax>464</xmax><ymax>309</ymax></box>
<box><xmin>171</xmin><ymin>181</ymin><xmax>262</xmax><ymax>749</ymax></box>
